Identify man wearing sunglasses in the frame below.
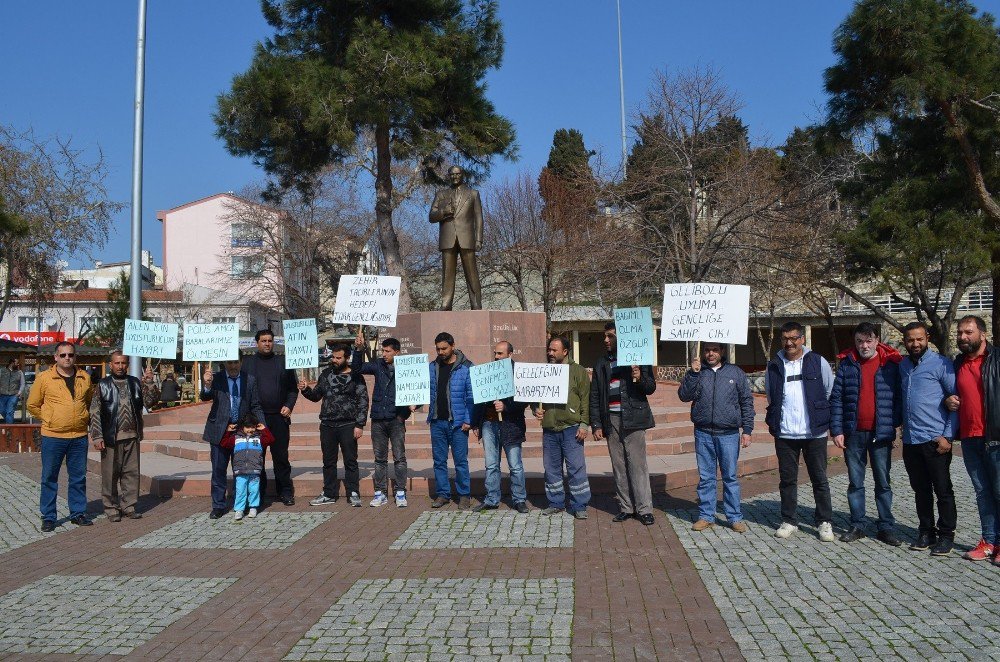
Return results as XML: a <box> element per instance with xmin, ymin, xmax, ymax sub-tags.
<box><xmin>27</xmin><ymin>342</ymin><xmax>95</xmax><ymax>532</ymax></box>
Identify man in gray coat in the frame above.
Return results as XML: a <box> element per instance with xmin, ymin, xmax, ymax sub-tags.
<box><xmin>201</xmin><ymin>358</ymin><xmax>266</xmax><ymax>518</ymax></box>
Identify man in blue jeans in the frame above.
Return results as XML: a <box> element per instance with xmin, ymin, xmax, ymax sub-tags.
<box><xmin>471</xmin><ymin>341</ymin><xmax>529</xmax><ymax>513</ymax></box>
<box><xmin>830</xmin><ymin>322</ymin><xmax>903</xmax><ymax>546</ymax></box>
<box><xmin>26</xmin><ymin>342</ymin><xmax>94</xmax><ymax>531</ymax></box>
<box><xmin>0</xmin><ymin>358</ymin><xmax>25</xmax><ymax>423</ymax></box>
<box><xmin>679</xmin><ymin>342</ymin><xmax>755</xmax><ymax>532</ymax></box>
<box><xmin>428</xmin><ymin>332</ymin><xmax>474</xmax><ymax>509</ymax></box>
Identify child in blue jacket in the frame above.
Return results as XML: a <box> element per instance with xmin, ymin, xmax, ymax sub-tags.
<box><xmin>220</xmin><ymin>413</ymin><xmax>273</xmax><ymax>521</ymax></box>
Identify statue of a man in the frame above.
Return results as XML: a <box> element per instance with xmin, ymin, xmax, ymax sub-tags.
<box><xmin>429</xmin><ymin>165</ymin><xmax>483</xmax><ymax>310</ymax></box>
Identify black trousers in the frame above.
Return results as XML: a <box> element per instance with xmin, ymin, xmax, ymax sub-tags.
<box><xmin>775</xmin><ymin>436</ymin><xmax>833</xmax><ymax>525</ymax></box>
<box><xmin>261</xmin><ymin>413</ymin><xmax>293</xmax><ymax>498</ymax></box>
<box><xmin>902</xmin><ymin>441</ymin><xmax>957</xmax><ymax>536</ymax></box>
<box><xmin>320</xmin><ymin>423</ymin><xmax>359</xmax><ymax>498</ymax></box>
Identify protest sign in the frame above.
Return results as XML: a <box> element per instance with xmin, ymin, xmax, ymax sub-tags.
<box><xmin>394</xmin><ymin>353</ymin><xmax>430</xmax><ymax>407</ymax></box>
<box><xmin>513</xmin><ymin>362</ymin><xmax>569</xmax><ymax>404</ymax></box>
<box><xmin>470</xmin><ymin>358</ymin><xmax>515</xmax><ymax>404</ymax></box>
<box><xmin>182</xmin><ymin>323</ymin><xmax>239</xmax><ymax>361</ymax></box>
<box><xmin>614</xmin><ymin>307</ymin><xmax>655</xmax><ymax>366</ymax></box>
<box><xmin>122</xmin><ymin>319</ymin><xmax>178</xmax><ymax>360</ymax></box>
<box><xmin>332</xmin><ymin>275</ymin><xmax>402</xmax><ymax>327</ymax></box>
<box><xmin>282</xmin><ymin>318</ymin><xmax>318</xmax><ymax>369</ymax></box>
<box><xmin>660</xmin><ymin>283</ymin><xmax>751</xmax><ymax>345</ymax></box>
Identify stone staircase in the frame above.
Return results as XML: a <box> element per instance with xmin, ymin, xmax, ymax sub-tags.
<box><xmin>90</xmin><ymin>380</ymin><xmax>843</xmax><ymax>499</ymax></box>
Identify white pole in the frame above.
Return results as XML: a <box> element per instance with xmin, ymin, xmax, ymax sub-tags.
<box><xmin>128</xmin><ymin>0</ymin><xmax>148</xmax><ymax>378</ymax></box>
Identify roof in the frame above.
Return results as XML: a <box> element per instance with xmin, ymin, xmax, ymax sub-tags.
<box><xmin>38</xmin><ymin>343</ymin><xmax>115</xmax><ymax>357</ymax></box>
<box><xmin>0</xmin><ymin>339</ymin><xmax>38</xmax><ymax>352</ymax></box>
<box><xmin>19</xmin><ymin>289</ymin><xmax>185</xmax><ymax>303</ymax></box>
<box><xmin>156</xmin><ymin>192</ymin><xmax>278</xmax><ymax>221</ymax></box>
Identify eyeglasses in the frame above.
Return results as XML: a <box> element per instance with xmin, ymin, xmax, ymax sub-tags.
<box><xmin>57</xmin><ymin>353</ymin><xmax>75</xmax><ymax>358</ymax></box>
<box><xmin>781</xmin><ymin>336</ymin><xmax>804</xmax><ymax>343</ymax></box>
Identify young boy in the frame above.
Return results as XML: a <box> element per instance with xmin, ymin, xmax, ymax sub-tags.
<box><xmin>220</xmin><ymin>414</ymin><xmax>273</xmax><ymax>521</ymax></box>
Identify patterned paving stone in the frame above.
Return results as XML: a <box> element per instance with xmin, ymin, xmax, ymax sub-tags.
<box><xmin>390</xmin><ymin>510</ymin><xmax>574</xmax><ymax>550</ymax></box>
<box><xmin>122</xmin><ymin>511</ymin><xmax>333</xmax><ymax>549</ymax></box>
<box><xmin>667</xmin><ymin>462</ymin><xmax>1000</xmax><ymax>660</ymax></box>
<box><xmin>284</xmin><ymin>577</ymin><xmax>574</xmax><ymax>661</ymax></box>
<box><xmin>0</xmin><ymin>574</ymin><xmax>236</xmax><ymax>656</ymax></box>
<box><xmin>0</xmin><ymin>464</ymin><xmax>91</xmax><ymax>554</ymax></box>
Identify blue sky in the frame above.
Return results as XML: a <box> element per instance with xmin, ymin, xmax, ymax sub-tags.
<box><xmin>3</xmin><ymin>1</ymin><xmax>999</xmax><ymax>268</ymax></box>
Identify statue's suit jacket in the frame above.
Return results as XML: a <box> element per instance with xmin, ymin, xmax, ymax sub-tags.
<box><xmin>429</xmin><ymin>185</ymin><xmax>484</xmax><ymax>251</ymax></box>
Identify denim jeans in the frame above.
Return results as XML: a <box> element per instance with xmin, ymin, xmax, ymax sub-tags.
<box><xmin>844</xmin><ymin>431</ymin><xmax>895</xmax><ymax>531</ymax></box>
<box><xmin>0</xmin><ymin>394</ymin><xmax>17</xmax><ymax>423</ymax></box>
<box><xmin>480</xmin><ymin>420</ymin><xmax>526</xmax><ymax>505</ymax></box>
<box><xmin>542</xmin><ymin>425</ymin><xmax>590</xmax><ymax>512</ymax></box>
<box><xmin>963</xmin><ymin>438</ymin><xmax>1000</xmax><ymax>544</ymax></box>
<box><xmin>430</xmin><ymin>419</ymin><xmax>470</xmax><ymax>498</ymax></box>
<box><xmin>694</xmin><ymin>429</ymin><xmax>742</xmax><ymax>523</ymax></box>
<box><xmin>40</xmin><ymin>435</ymin><xmax>88</xmax><ymax>522</ymax></box>
<box><xmin>210</xmin><ymin>443</ymin><xmax>233</xmax><ymax>511</ymax></box>
<box><xmin>234</xmin><ymin>474</ymin><xmax>261</xmax><ymax>511</ymax></box>
<box><xmin>371</xmin><ymin>417</ymin><xmax>408</xmax><ymax>494</ymax></box>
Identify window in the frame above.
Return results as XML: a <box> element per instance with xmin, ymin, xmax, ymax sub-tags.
<box><xmin>79</xmin><ymin>317</ymin><xmax>99</xmax><ymax>334</ymax></box>
<box><xmin>17</xmin><ymin>317</ymin><xmax>38</xmax><ymax>332</ymax></box>
<box><xmin>211</xmin><ymin>317</ymin><xmax>237</xmax><ymax>325</ymax></box>
<box><xmin>231</xmin><ymin>255</ymin><xmax>263</xmax><ymax>279</ymax></box>
<box><xmin>231</xmin><ymin>223</ymin><xmax>264</xmax><ymax>248</ymax></box>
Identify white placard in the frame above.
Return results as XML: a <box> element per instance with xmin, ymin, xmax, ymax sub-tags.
<box><xmin>660</xmin><ymin>283</ymin><xmax>750</xmax><ymax>345</ymax></box>
<box><xmin>394</xmin><ymin>353</ymin><xmax>430</xmax><ymax>407</ymax></box>
<box><xmin>332</xmin><ymin>275</ymin><xmax>402</xmax><ymax>327</ymax></box>
<box><xmin>513</xmin><ymin>362</ymin><xmax>570</xmax><ymax>404</ymax></box>
<box><xmin>282</xmin><ymin>318</ymin><xmax>318</xmax><ymax>369</ymax></box>
<box><xmin>182</xmin><ymin>323</ymin><xmax>240</xmax><ymax>361</ymax></box>
<box><xmin>122</xmin><ymin>319</ymin><xmax>178</xmax><ymax>360</ymax></box>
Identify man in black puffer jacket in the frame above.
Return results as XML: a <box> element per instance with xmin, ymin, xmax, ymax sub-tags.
<box><xmin>299</xmin><ymin>344</ymin><xmax>369</xmax><ymax>507</ymax></box>
<box><xmin>678</xmin><ymin>342</ymin><xmax>755</xmax><ymax>533</ymax></box>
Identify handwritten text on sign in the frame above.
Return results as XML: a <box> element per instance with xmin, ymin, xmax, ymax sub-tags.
<box><xmin>660</xmin><ymin>283</ymin><xmax>751</xmax><ymax>345</ymax></box>
<box><xmin>394</xmin><ymin>354</ymin><xmax>430</xmax><ymax>407</ymax></box>
<box><xmin>332</xmin><ymin>275</ymin><xmax>401</xmax><ymax>327</ymax></box>
<box><xmin>615</xmin><ymin>307</ymin><xmax>654</xmax><ymax>366</ymax></box>
<box><xmin>182</xmin><ymin>323</ymin><xmax>239</xmax><ymax>361</ymax></box>
<box><xmin>122</xmin><ymin>319</ymin><xmax>178</xmax><ymax>360</ymax></box>
<box><xmin>513</xmin><ymin>362</ymin><xmax>569</xmax><ymax>404</ymax></box>
<box><xmin>282</xmin><ymin>318</ymin><xmax>318</xmax><ymax>369</ymax></box>
<box><xmin>470</xmin><ymin>358</ymin><xmax>515</xmax><ymax>404</ymax></box>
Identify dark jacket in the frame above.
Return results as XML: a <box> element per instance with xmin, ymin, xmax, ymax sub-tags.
<box><xmin>351</xmin><ymin>352</ymin><xmax>412</xmax><ymax>421</ymax></box>
<box><xmin>472</xmin><ymin>396</ymin><xmax>531</xmax><ymax>446</ymax></box>
<box><xmin>830</xmin><ymin>343</ymin><xmax>902</xmax><ymax>442</ymax></box>
<box><xmin>764</xmin><ymin>349</ymin><xmax>834</xmax><ymax>438</ymax></box>
<box><xmin>428</xmin><ymin>350</ymin><xmax>474</xmax><ymax>428</ymax></box>
<box><xmin>200</xmin><ymin>371</ymin><xmax>267</xmax><ymax>445</ymax></box>
<box><xmin>954</xmin><ymin>342</ymin><xmax>1000</xmax><ymax>440</ymax></box>
<box><xmin>89</xmin><ymin>375</ymin><xmax>160</xmax><ymax>445</ymax></box>
<box><xmin>590</xmin><ymin>355</ymin><xmax>656</xmax><ymax>434</ymax></box>
<box><xmin>241</xmin><ymin>352</ymin><xmax>298</xmax><ymax>415</ymax></box>
<box><xmin>677</xmin><ymin>362</ymin><xmax>755</xmax><ymax>435</ymax></box>
<box><xmin>300</xmin><ymin>367</ymin><xmax>369</xmax><ymax>429</ymax></box>
<box><xmin>159</xmin><ymin>378</ymin><xmax>180</xmax><ymax>403</ymax></box>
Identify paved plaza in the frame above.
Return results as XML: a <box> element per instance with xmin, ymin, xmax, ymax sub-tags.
<box><xmin>390</xmin><ymin>510</ymin><xmax>574</xmax><ymax>550</ymax></box>
<box><xmin>124</xmin><ymin>511</ymin><xmax>334</xmax><ymax>550</ymax></box>
<box><xmin>0</xmin><ymin>463</ymin><xmax>91</xmax><ymax>554</ymax></box>
<box><xmin>666</xmin><ymin>461</ymin><xmax>1000</xmax><ymax>660</ymax></box>
<box><xmin>284</xmin><ymin>578</ymin><xmax>574</xmax><ymax>661</ymax></box>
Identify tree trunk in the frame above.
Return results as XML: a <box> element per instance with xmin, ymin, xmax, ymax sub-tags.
<box><xmin>373</xmin><ymin>122</ymin><xmax>412</xmax><ymax>313</ymax></box>
<box><xmin>992</xmin><ymin>248</ymin><xmax>1000</xmax><ymax>343</ymax></box>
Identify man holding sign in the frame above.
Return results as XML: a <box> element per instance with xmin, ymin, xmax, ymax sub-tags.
<box><xmin>591</xmin><ymin>321</ymin><xmax>657</xmax><ymax>526</ymax></box>
<box><xmin>428</xmin><ymin>332</ymin><xmax>475</xmax><ymax>509</ymax></box>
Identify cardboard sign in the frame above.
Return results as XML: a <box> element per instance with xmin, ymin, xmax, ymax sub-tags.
<box><xmin>470</xmin><ymin>358</ymin><xmax>515</xmax><ymax>404</ymax></box>
<box><xmin>182</xmin><ymin>323</ymin><xmax>239</xmax><ymax>361</ymax></box>
<box><xmin>513</xmin><ymin>362</ymin><xmax>569</xmax><ymax>404</ymax></box>
<box><xmin>332</xmin><ymin>275</ymin><xmax>402</xmax><ymax>327</ymax></box>
<box><xmin>282</xmin><ymin>318</ymin><xmax>318</xmax><ymax>369</ymax></box>
<box><xmin>660</xmin><ymin>283</ymin><xmax>751</xmax><ymax>345</ymax></box>
<box><xmin>122</xmin><ymin>319</ymin><xmax>178</xmax><ymax>360</ymax></box>
<box><xmin>615</xmin><ymin>307</ymin><xmax>655</xmax><ymax>366</ymax></box>
<box><xmin>394</xmin><ymin>353</ymin><xmax>430</xmax><ymax>407</ymax></box>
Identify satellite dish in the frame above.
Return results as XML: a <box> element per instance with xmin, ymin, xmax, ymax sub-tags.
<box><xmin>43</xmin><ymin>316</ymin><xmax>57</xmax><ymax>327</ymax></box>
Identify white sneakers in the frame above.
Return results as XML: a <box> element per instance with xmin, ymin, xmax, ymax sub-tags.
<box><xmin>395</xmin><ymin>491</ymin><xmax>407</xmax><ymax>508</ymax></box>
<box><xmin>248</xmin><ymin>508</ymin><xmax>257</xmax><ymax>519</ymax></box>
<box><xmin>233</xmin><ymin>511</ymin><xmax>244</xmax><ymax>522</ymax></box>
<box><xmin>775</xmin><ymin>523</ymin><xmax>797</xmax><ymax>538</ymax></box>
<box><xmin>775</xmin><ymin>522</ymin><xmax>835</xmax><ymax>542</ymax></box>
<box><xmin>370</xmin><ymin>492</ymin><xmax>388</xmax><ymax>507</ymax></box>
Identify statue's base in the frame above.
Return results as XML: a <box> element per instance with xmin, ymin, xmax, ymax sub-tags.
<box><xmin>384</xmin><ymin>310</ymin><xmax>547</xmax><ymax>365</ymax></box>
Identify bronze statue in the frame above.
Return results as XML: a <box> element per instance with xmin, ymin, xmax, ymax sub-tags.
<box><xmin>429</xmin><ymin>165</ymin><xmax>483</xmax><ymax>310</ymax></box>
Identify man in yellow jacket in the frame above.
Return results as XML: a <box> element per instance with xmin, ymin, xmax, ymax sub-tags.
<box><xmin>26</xmin><ymin>341</ymin><xmax>94</xmax><ymax>531</ymax></box>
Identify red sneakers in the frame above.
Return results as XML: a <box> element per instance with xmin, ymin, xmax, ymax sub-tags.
<box><xmin>963</xmin><ymin>539</ymin><xmax>994</xmax><ymax>561</ymax></box>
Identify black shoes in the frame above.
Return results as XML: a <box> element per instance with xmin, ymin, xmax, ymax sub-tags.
<box><xmin>839</xmin><ymin>527</ymin><xmax>865</xmax><ymax>543</ymax></box>
<box><xmin>514</xmin><ymin>501</ymin><xmax>529</xmax><ymax>514</ymax></box>
<box><xmin>638</xmin><ymin>514</ymin><xmax>655</xmax><ymax>526</ymax></box>
<box><xmin>472</xmin><ymin>502</ymin><xmax>498</xmax><ymax>513</ymax></box>
<box><xmin>876</xmin><ymin>530</ymin><xmax>902</xmax><ymax>547</ymax></box>
<box><xmin>612</xmin><ymin>512</ymin><xmax>632</xmax><ymax>523</ymax></box>
<box><xmin>209</xmin><ymin>508</ymin><xmax>226</xmax><ymax>519</ymax></box>
<box><xmin>40</xmin><ymin>520</ymin><xmax>56</xmax><ymax>533</ymax></box>
<box><xmin>281</xmin><ymin>495</ymin><xmax>295</xmax><ymax>506</ymax></box>
<box><xmin>70</xmin><ymin>515</ymin><xmax>93</xmax><ymax>527</ymax></box>
<box><xmin>930</xmin><ymin>535</ymin><xmax>955</xmax><ymax>556</ymax></box>
<box><xmin>910</xmin><ymin>531</ymin><xmax>937</xmax><ymax>551</ymax></box>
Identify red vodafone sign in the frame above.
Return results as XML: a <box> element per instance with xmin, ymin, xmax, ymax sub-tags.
<box><xmin>0</xmin><ymin>331</ymin><xmax>66</xmax><ymax>344</ymax></box>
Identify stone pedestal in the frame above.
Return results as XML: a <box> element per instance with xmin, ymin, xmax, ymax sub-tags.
<box><xmin>383</xmin><ymin>310</ymin><xmax>547</xmax><ymax>365</ymax></box>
